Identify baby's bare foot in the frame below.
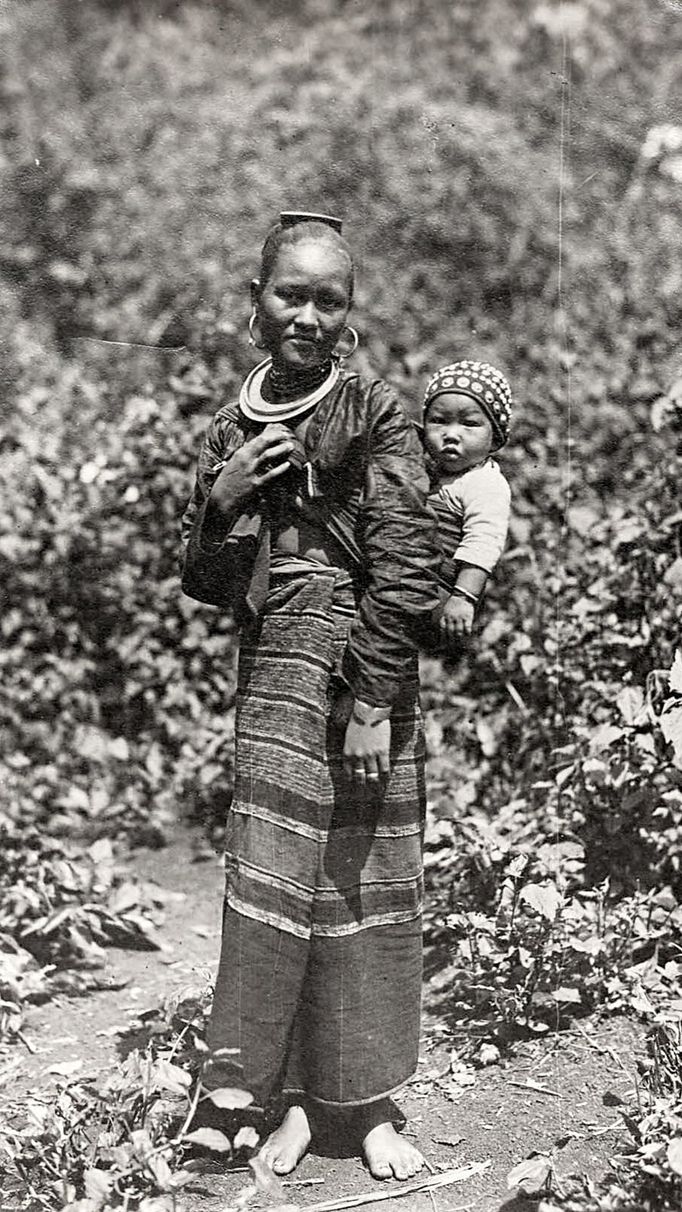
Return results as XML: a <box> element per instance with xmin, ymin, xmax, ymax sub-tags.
<box><xmin>258</xmin><ymin>1104</ymin><xmax>311</xmax><ymax>1175</ymax></box>
<box><xmin>362</xmin><ymin>1119</ymin><xmax>424</xmax><ymax>1181</ymax></box>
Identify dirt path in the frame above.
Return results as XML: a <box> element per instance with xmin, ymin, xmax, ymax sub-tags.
<box><xmin>3</xmin><ymin>830</ymin><xmax>645</xmax><ymax>1211</ymax></box>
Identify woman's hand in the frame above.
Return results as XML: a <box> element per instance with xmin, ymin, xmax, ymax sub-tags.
<box><xmin>210</xmin><ymin>425</ymin><xmax>294</xmax><ymax>515</ymax></box>
<box><xmin>343</xmin><ymin>700</ymin><xmax>391</xmax><ymax>788</ymax></box>
<box><xmin>440</xmin><ymin>593</ymin><xmax>475</xmax><ymax>640</ymax></box>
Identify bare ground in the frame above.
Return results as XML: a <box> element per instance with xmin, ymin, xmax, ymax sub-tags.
<box><xmin>2</xmin><ymin>830</ymin><xmax>646</xmax><ymax>1212</ymax></box>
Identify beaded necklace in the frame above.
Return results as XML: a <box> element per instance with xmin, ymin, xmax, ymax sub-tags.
<box><xmin>268</xmin><ymin>359</ymin><xmax>332</xmax><ymax>398</ymax></box>
<box><xmin>239</xmin><ymin>358</ymin><xmax>340</xmax><ymax>423</ymax></box>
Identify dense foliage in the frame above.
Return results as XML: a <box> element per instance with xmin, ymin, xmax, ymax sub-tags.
<box><xmin>2</xmin><ymin>0</ymin><xmax>682</xmax><ymax>1207</ymax></box>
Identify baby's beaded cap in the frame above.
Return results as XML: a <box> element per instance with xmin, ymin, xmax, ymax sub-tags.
<box><xmin>423</xmin><ymin>359</ymin><xmax>513</xmax><ymax>447</ymax></box>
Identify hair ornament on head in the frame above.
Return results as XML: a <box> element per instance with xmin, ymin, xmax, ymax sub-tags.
<box><xmin>259</xmin><ymin>210</ymin><xmax>354</xmax><ymax>300</ymax></box>
<box><xmin>279</xmin><ymin>211</ymin><xmax>343</xmax><ymax>233</ymax></box>
<box><xmin>423</xmin><ymin>359</ymin><xmax>513</xmax><ymax>447</ymax></box>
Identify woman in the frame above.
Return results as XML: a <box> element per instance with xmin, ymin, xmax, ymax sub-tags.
<box><xmin>181</xmin><ymin>212</ymin><xmax>440</xmax><ymax>1180</ymax></box>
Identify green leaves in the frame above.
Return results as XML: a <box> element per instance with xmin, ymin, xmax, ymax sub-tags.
<box><xmin>83</xmin><ymin>1167</ymin><xmax>113</xmax><ymax>1207</ymax></box>
<box><xmin>205</xmin><ymin>1086</ymin><xmax>254</xmax><ymax>1109</ymax></box>
<box><xmin>507</xmin><ymin>1154</ymin><xmax>553</xmax><ymax>1195</ymax></box>
<box><xmin>184</xmin><ymin>1127</ymin><xmax>233</xmax><ymax>1152</ymax></box>
<box><xmin>667</xmin><ymin>1138</ymin><xmax>682</xmax><ymax>1176</ymax></box>
<box><xmin>152</xmin><ymin>1060</ymin><xmax>192</xmax><ymax>1096</ymax></box>
<box><xmin>660</xmin><ymin>707</ymin><xmax>682</xmax><ymax>769</ymax></box>
<box><xmin>616</xmin><ymin>685</ymin><xmax>646</xmax><ymax>727</ymax></box>
<box><xmin>519</xmin><ymin>883</ymin><xmax>563</xmax><ymax>923</ymax></box>
<box><xmin>1</xmin><ymin>991</ymin><xmax>234</xmax><ymax>1210</ymax></box>
<box><xmin>660</xmin><ymin>651</ymin><xmax>682</xmax><ymax>768</ymax></box>
<box><xmin>0</xmin><ymin>820</ymin><xmax>160</xmax><ymax>1037</ymax></box>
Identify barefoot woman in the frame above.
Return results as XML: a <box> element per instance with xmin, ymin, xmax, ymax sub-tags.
<box><xmin>181</xmin><ymin>213</ymin><xmax>440</xmax><ymax>1179</ymax></box>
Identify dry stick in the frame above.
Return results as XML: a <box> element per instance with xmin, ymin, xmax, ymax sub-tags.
<box><xmin>297</xmin><ymin>1162</ymin><xmax>491</xmax><ymax>1212</ymax></box>
<box><xmin>509</xmin><ymin>1080</ymin><xmax>561</xmax><ymax>1097</ymax></box>
<box><xmin>16</xmin><ymin>1029</ymin><xmax>36</xmax><ymax>1054</ymax></box>
<box><xmin>210</xmin><ymin>1166</ymin><xmax>324</xmax><ymax>1186</ymax></box>
<box><xmin>422</xmin><ymin>1157</ymin><xmax>439</xmax><ymax>1212</ymax></box>
<box><xmin>573</xmin><ymin>1023</ymin><xmax>631</xmax><ymax>1076</ymax></box>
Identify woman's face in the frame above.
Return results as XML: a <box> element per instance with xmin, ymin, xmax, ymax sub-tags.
<box><xmin>253</xmin><ymin>238</ymin><xmax>352</xmax><ymax>370</ymax></box>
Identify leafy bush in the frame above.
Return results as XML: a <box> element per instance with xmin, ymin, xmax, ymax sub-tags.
<box><xmin>1</xmin><ymin>385</ymin><xmax>237</xmax><ymax>841</ymax></box>
<box><xmin>0</xmin><ymin>829</ymin><xmax>159</xmax><ymax>1047</ymax></box>
<box><xmin>0</xmin><ymin>988</ymin><xmax>268</xmax><ymax>1212</ymax></box>
<box><xmin>1</xmin><ymin>382</ymin><xmax>238</xmax><ymax>1035</ymax></box>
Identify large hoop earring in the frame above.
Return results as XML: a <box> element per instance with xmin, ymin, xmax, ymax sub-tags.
<box><xmin>248</xmin><ymin>311</ymin><xmax>267</xmax><ymax>350</ymax></box>
<box><xmin>334</xmin><ymin>325</ymin><xmax>359</xmax><ymax>361</ymax></box>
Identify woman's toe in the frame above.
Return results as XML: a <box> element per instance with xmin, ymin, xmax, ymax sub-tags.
<box><xmin>372</xmin><ymin>1155</ymin><xmax>392</xmax><ymax>1179</ymax></box>
<box><xmin>409</xmin><ymin>1148</ymin><xmax>424</xmax><ymax>1175</ymax></box>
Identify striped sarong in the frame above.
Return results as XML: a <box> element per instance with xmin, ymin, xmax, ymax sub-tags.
<box><xmin>205</xmin><ymin>566</ymin><xmax>426</xmax><ymax>1108</ymax></box>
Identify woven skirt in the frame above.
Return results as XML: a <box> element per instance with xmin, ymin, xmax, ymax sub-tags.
<box><xmin>205</xmin><ymin>567</ymin><xmax>426</xmax><ymax>1108</ymax></box>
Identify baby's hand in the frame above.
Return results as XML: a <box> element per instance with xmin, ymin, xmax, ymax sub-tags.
<box><xmin>441</xmin><ymin>593</ymin><xmax>475</xmax><ymax>641</ymax></box>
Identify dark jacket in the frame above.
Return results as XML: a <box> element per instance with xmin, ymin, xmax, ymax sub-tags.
<box><xmin>181</xmin><ymin>370</ymin><xmax>441</xmax><ymax>708</ymax></box>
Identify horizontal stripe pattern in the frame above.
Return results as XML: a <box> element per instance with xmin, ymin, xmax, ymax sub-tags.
<box><xmin>226</xmin><ymin>568</ymin><xmax>425</xmax><ymax>941</ymax></box>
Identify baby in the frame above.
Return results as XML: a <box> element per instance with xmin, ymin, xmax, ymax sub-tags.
<box><xmin>421</xmin><ymin>359</ymin><xmax>512</xmax><ymax>642</ymax></box>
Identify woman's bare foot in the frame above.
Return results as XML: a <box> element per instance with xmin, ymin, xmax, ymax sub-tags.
<box><xmin>361</xmin><ymin>1104</ymin><xmax>424</xmax><ymax>1181</ymax></box>
<box><xmin>258</xmin><ymin>1104</ymin><xmax>311</xmax><ymax>1175</ymax></box>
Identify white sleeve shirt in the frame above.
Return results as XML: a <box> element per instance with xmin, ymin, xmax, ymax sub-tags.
<box><xmin>437</xmin><ymin>458</ymin><xmax>511</xmax><ymax>573</ymax></box>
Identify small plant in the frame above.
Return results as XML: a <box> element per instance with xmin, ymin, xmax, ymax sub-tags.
<box><xmin>535</xmin><ymin>1022</ymin><xmax>682</xmax><ymax>1211</ymax></box>
<box><xmin>0</xmin><ymin>990</ymin><xmax>263</xmax><ymax>1212</ymax></box>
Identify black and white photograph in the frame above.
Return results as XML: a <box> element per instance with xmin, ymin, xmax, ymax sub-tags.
<box><xmin>2</xmin><ymin>2</ymin><xmax>682</xmax><ymax>1210</ymax></box>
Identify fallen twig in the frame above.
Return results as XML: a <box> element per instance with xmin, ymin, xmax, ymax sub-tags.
<box><xmin>423</xmin><ymin>1158</ymin><xmax>439</xmax><ymax>1212</ymax></box>
<box><xmin>585</xmin><ymin>1121</ymin><xmax>625</xmax><ymax>1137</ymax></box>
<box><xmin>573</xmin><ymin>1024</ymin><xmax>631</xmax><ymax>1075</ymax></box>
<box><xmin>509</xmin><ymin>1079</ymin><xmax>561</xmax><ymax>1097</ymax></box>
<box><xmin>295</xmin><ymin>1161</ymin><xmax>491</xmax><ymax>1212</ymax></box>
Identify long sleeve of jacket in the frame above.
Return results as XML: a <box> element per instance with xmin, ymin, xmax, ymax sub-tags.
<box><xmin>180</xmin><ymin>406</ymin><xmax>253</xmax><ymax>604</ymax></box>
<box><xmin>181</xmin><ymin>407</ymin><xmax>247</xmax><ymax>547</ymax></box>
<box><xmin>340</xmin><ymin>382</ymin><xmax>441</xmax><ymax>707</ymax></box>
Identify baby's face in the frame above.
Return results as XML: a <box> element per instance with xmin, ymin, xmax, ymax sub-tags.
<box><xmin>423</xmin><ymin>392</ymin><xmax>495</xmax><ymax>476</ymax></box>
